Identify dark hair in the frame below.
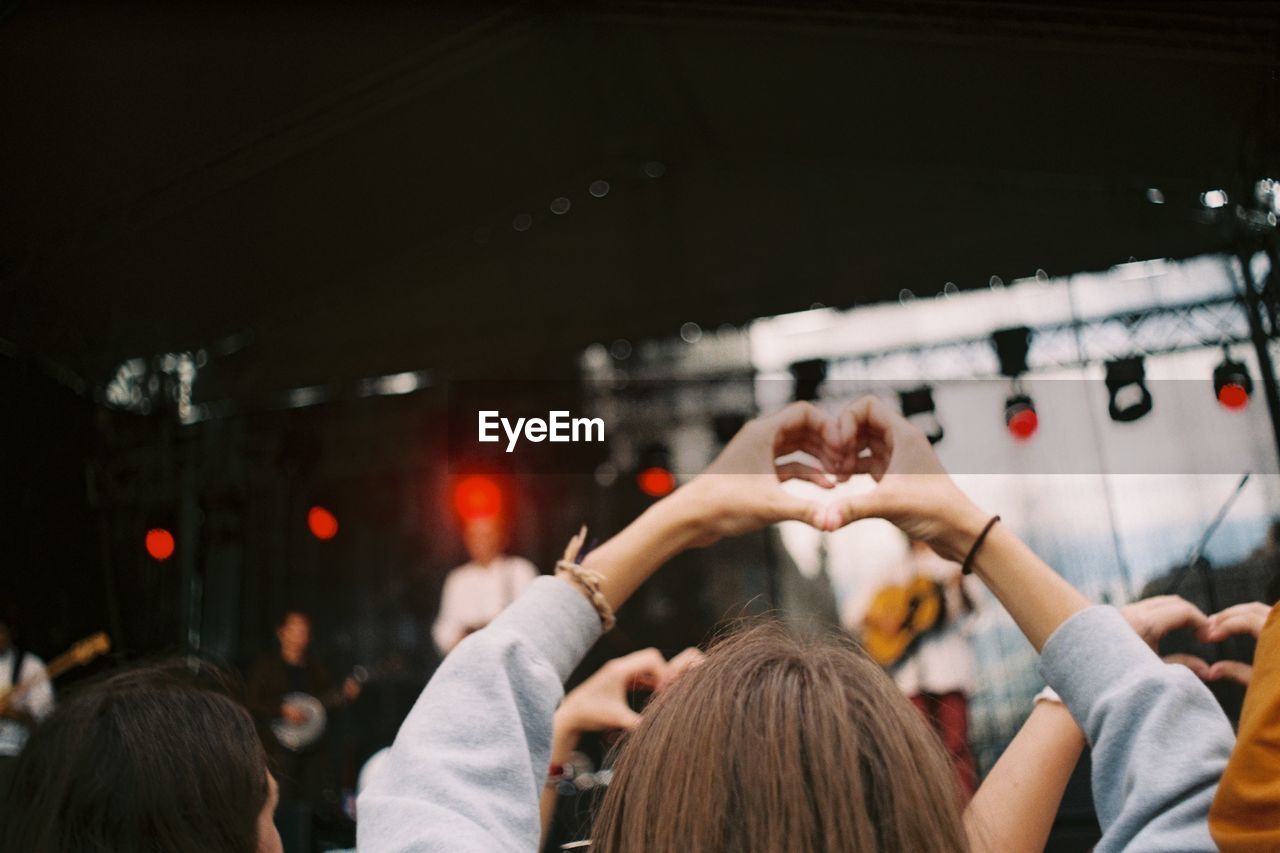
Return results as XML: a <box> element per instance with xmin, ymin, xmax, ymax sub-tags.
<box><xmin>592</xmin><ymin>621</ymin><xmax>969</xmax><ymax>852</ymax></box>
<box><xmin>0</xmin><ymin>663</ymin><xmax>270</xmax><ymax>853</ymax></box>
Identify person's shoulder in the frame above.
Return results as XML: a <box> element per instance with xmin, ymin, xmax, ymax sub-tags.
<box><xmin>19</xmin><ymin>651</ymin><xmax>48</xmax><ymax>673</ymax></box>
<box><xmin>445</xmin><ymin>562</ymin><xmax>482</xmax><ymax>583</ymax></box>
<box><xmin>505</xmin><ymin>555</ymin><xmax>539</xmax><ymax>576</ymax></box>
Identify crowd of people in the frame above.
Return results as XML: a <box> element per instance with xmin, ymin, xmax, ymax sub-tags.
<box><xmin>2</xmin><ymin>396</ymin><xmax>1279</xmax><ymax>851</ymax></box>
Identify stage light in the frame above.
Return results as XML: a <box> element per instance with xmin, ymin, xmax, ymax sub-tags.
<box><xmin>992</xmin><ymin>327</ymin><xmax>1033</xmax><ymax>378</ymax></box>
<box><xmin>307</xmin><ymin>506</ymin><xmax>339</xmax><ymax>541</ymax></box>
<box><xmin>145</xmin><ymin>528</ymin><xmax>175</xmax><ymax>562</ymax></box>
<box><xmin>899</xmin><ymin>386</ymin><xmax>943</xmax><ymax>444</ymax></box>
<box><xmin>636</xmin><ymin>466</ymin><xmax>676</xmax><ymax>498</ymax></box>
<box><xmin>789</xmin><ymin>359</ymin><xmax>827</xmax><ymax>403</ymax></box>
<box><xmin>1105</xmin><ymin>357</ymin><xmax>1153</xmax><ymax>422</ymax></box>
<box><xmin>1214</xmin><ymin>355</ymin><xmax>1253</xmax><ymax>411</ymax></box>
<box><xmin>636</xmin><ymin>442</ymin><xmax>675</xmax><ymax>498</ymax></box>
<box><xmin>1200</xmin><ymin>189</ymin><xmax>1228</xmax><ymax>209</ymax></box>
<box><xmin>1005</xmin><ymin>393</ymin><xmax>1038</xmax><ymax>441</ymax></box>
<box><xmin>453</xmin><ymin>475</ymin><xmax>503</xmax><ymax>521</ymax></box>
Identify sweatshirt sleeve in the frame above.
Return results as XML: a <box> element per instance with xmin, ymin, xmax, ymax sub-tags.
<box><xmin>1039</xmin><ymin>606</ymin><xmax>1234</xmax><ymax>853</ymax></box>
<box><xmin>358</xmin><ymin>576</ymin><xmax>602</xmax><ymax>852</ymax></box>
<box><xmin>1210</xmin><ymin>602</ymin><xmax>1280</xmax><ymax>852</ymax></box>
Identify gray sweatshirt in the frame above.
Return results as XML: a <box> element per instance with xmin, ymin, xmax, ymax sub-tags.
<box><xmin>359</xmin><ymin>577</ymin><xmax>1234</xmax><ymax>852</ymax></box>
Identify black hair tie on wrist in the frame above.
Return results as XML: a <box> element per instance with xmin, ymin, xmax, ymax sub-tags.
<box><xmin>961</xmin><ymin>515</ymin><xmax>1001</xmax><ymax>576</ymax></box>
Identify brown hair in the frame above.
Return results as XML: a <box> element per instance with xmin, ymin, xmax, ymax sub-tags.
<box><xmin>0</xmin><ymin>662</ymin><xmax>270</xmax><ymax>853</ymax></box>
<box><xmin>592</xmin><ymin>622</ymin><xmax>969</xmax><ymax>852</ymax></box>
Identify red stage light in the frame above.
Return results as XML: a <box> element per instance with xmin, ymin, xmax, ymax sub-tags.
<box><xmin>454</xmin><ymin>475</ymin><xmax>502</xmax><ymax>521</ymax></box>
<box><xmin>637</xmin><ymin>466</ymin><xmax>676</xmax><ymax>498</ymax></box>
<box><xmin>1217</xmin><ymin>383</ymin><xmax>1250</xmax><ymax>411</ymax></box>
<box><xmin>308</xmin><ymin>506</ymin><xmax>339</xmax><ymax>540</ymax></box>
<box><xmin>145</xmin><ymin>528</ymin><xmax>175</xmax><ymax>561</ymax></box>
<box><xmin>1007</xmin><ymin>408</ymin><xmax>1038</xmax><ymax>441</ymax></box>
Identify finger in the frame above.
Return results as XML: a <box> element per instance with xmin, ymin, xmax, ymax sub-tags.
<box><xmin>770</xmin><ymin>492</ymin><xmax>828</xmax><ymax>529</ymax></box>
<box><xmin>768</xmin><ymin>402</ymin><xmax>828</xmax><ymax>451</ymax></box>
<box><xmin>1200</xmin><ymin>609</ymin><xmax>1269</xmax><ymax>642</ymax></box>
<box><xmin>659</xmin><ymin>647</ymin><xmax>706</xmax><ymax>690</ymax></box>
<box><xmin>1142</xmin><ymin>596</ymin><xmax>1209</xmax><ymax>639</ymax></box>
<box><xmin>827</xmin><ymin>489</ymin><xmax>895</xmax><ymax>530</ymax></box>
<box><xmin>1209</xmin><ymin>602</ymin><xmax>1271</xmax><ymax>622</ymax></box>
<box><xmin>1201</xmin><ymin>603</ymin><xmax>1271</xmax><ymax>641</ymax></box>
<box><xmin>1207</xmin><ymin>660</ymin><xmax>1253</xmax><ymax>686</ymax></box>
<box><xmin>608</xmin><ymin>706</ymin><xmax>644</xmax><ymax>731</ymax></box>
<box><xmin>610</xmin><ymin>648</ymin><xmax>668</xmax><ymax>688</ymax></box>
<box><xmin>1162</xmin><ymin>653</ymin><xmax>1211</xmax><ymax>680</ymax></box>
<box><xmin>776</xmin><ymin>461</ymin><xmax>835</xmax><ymax>489</ymax></box>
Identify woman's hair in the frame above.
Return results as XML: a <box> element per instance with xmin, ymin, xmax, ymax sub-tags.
<box><xmin>0</xmin><ymin>662</ymin><xmax>270</xmax><ymax>853</ymax></box>
<box><xmin>592</xmin><ymin>622</ymin><xmax>969</xmax><ymax>852</ymax></box>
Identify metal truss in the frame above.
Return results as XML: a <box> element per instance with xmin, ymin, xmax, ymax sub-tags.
<box><xmin>828</xmin><ymin>296</ymin><xmax>1255</xmax><ymax>381</ymax></box>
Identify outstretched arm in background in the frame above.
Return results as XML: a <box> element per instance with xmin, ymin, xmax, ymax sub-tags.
<box><xmin>964</xmin><ymin>698</ymin><xmax>1086</xmax><ymax>853</ymax></box>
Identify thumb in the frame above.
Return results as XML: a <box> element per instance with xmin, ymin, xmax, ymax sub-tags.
<box><xmin>1162</xmin><ymin>653</ymin><xmax>1210</xmax><ymax>680</ymax></box>
<box><xmin>829</xmin><ymin>490</ymin><xmax>893</xmax><ymax>530</ymax></box>
<box><xmin>1208</xmin><ymin>660</ymin><xmax>1253</xmax><ymax>686</ymax></box>
<box><xmin>771</xmin><ymin>491</ymin><xmax>828</xmax><ymax>529</ymax></box>
<box><xmin>609</xmin><ymin>706</ymin><xmax>643</xmax><ymax>731</ymax></box>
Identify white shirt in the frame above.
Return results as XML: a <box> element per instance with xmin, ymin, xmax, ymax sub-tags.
<box><xmin>0</xmin><ymin>647</ymin><xmax>55</xmax><ymax>756</ymax></box>
<box><xmin>432</xmin><ymin>556</ymin><xmax>539</xmax><ymax>654</ymax></box>
<box><xmin>841</xmin><ymin>549</ymin><xmax>982</xmax><ymax>697</ymax></box>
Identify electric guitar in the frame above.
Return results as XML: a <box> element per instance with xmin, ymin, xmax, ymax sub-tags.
<box><xmin>861</xmin><ymin>578</ymin><xmax>944</xmax><ymax>668</ymax></box>
<box><xmin>271</xmin><ymin>658</ymin><xmax>400</xmax><ymax>752</ymax></box>
<box><xmin>0</xmin><ymin>632</ymin><xmax>112</xmax><ymax>713</ymax></box>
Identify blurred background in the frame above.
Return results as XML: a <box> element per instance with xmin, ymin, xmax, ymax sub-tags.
<box><xmin>2</xmin><ymin>1</ymin><xmax>1279</xmax><ymax>849</ymax></box>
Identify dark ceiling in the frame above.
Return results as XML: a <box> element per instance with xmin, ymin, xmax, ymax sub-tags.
<box><xmin>2</xmin><ymin>1</ymin><xmax>1277</xmax><ymax>401</ymax></box>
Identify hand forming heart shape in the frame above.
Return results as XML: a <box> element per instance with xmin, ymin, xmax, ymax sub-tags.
<box><xmin>676</xmin><ymin>396</ymin><xmax>989</xmax><ymax>561</ymax></box>
<box><xmin>557</xmin><ymin>647</ymin><xmax>707</xmax><ymax>735</ymax></box>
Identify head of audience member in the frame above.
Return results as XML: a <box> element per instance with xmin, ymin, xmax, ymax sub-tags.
<box><xmin>462</xmin><ymin>515</ymin><xmax>506</xmax><ymax>567</ymax></box>
<box><xmin>0</xmin><ymin>663</ymin><xmax>282</xmax><ymax>853</ymax></box>
<box><xmin>592</xmin><ymin>622</ymin><xmax>968</xmax><ymax>853</ymax></box>
<box><xmin>276</xmin><ymin>610</ymin><xmax>312</xmax><ymax>664</ymax></box>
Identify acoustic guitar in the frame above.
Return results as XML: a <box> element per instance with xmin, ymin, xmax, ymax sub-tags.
<box><xmin>861</xmin><ymin>578</ymin><xmax>944</xmax><ymax>668</ymax></box>
<box><xmin>0</xmin><ymin>632</ymin><xmax>112</xmax><ymax>713</ymax></box>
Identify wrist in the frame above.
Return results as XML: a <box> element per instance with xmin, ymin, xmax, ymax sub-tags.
<box><xmin>936</xmin><ymin>500</ymin><xmax>992</xmax><ymax>563</ymax></box>
<box><xmin>551</xmin><ymin>705</ymin><xmax>583</xmax><ymax>762</ymax></box>
<box><xmin>650</xmin><ymin>482</ymin><xmax>718</xmax><ymax>551</ymax></box>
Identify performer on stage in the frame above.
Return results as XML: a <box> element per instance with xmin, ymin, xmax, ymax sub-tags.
<box><xmin>432</xmin><ymin>515</ymin><xmax>538</xmax><ymax>655</ymax></box>
<box><xmin>0</xmin><ymin>611</ymin><xmax>54</xmax><ymax>799</ymax></box>
<box><xmin>246</xmin><ymin>609</ymin><xmax>359</xmax><ymax>852</ymax></box>
<box><xmin>842</xmin><ymin>538</ymin><xmax>981</xmax><ymax>798</ymax></box>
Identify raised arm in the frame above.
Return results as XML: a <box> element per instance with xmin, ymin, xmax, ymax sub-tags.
<box><xmin>828</xmin><ymin>395</ymin><xmax>1234</xmax><ymax>852</ymax></box>
<box><xmin>358</xmin><ymin>403</ymin><xmax>833</xmax><ymax>852</ymax></box>
<box><xmin>964</xmin><ymin>698</ymin><xmax>1086</xmax><ymax>853</ymax></box>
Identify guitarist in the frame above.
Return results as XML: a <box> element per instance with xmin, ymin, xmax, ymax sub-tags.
<box><xmin>0</xmin><ymin>611</ymin><xmax>55</xmax><ymax>799</ymax></box>
<box><xmin>843</xmin><ymin>539</ymin><xmax>981</xmax><ymax>799</ymax></box>
<box><xmin>246</xmin><ymin>609</ymin><xmax>359</xmax><ymax>851</ymax></box>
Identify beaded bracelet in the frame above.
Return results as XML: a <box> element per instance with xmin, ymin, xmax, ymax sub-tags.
<box><xmin>556</xmin><ymin>525</ymin><xmax>616</xmax><ymax>631</ymax></box>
